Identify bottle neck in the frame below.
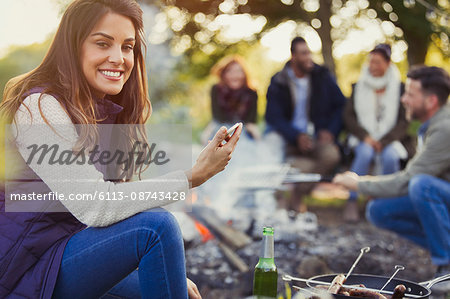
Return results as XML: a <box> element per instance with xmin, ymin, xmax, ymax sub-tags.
<box><xmin>261</xmin><ymin>234</ymin><xmax>274</xmax><ymax>259</ymax></box>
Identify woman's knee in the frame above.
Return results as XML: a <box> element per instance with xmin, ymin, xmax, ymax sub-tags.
<box><xmin>381</xmin><ymin>146</ymin><xmax>400</xmax><ymax>165</ymax></box>
<box><xmin>131</xmin><ymin>209</ymin><xmax>183</xmax><ymax>242</ymax></box>
<box><xmin>355</xmin><ymin>142</ymin><xmax>375</xmax><ymax>162</ymax></box>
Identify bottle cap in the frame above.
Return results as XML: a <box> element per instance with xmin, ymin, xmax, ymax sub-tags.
<box><xmin>263</xmin><ymin>227</ymin><xmax>274</xmax><ymax>236</ymax></box>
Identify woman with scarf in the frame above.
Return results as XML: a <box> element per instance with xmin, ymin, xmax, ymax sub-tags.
<box><xmin>342</xmin><ymin>44</ymin><xmax>413</xmax><ymax>222</ymax></box>
<box><xmin>0</xmin><ymin>1</ymin><xmax>241</xmax><ymax>298</ymax></box>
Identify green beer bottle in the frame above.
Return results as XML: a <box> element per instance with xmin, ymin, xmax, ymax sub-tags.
<box><xmin>253</xmin><ymin>227</ymin><xmax>278</xmax><ymax>298</ymax></box>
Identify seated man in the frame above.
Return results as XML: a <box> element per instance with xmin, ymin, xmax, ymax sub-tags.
<box><xmin>265</xmin><ymin>37</ymin><xmax>346</xmax><ymax>211</ymax></box>
<box><xmin>334</xmin><ymin>66</ymin><xmax>450</xmax><ymax>288</ymax></box>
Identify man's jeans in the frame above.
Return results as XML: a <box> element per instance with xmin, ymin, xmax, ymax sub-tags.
<box><xmin>349</xmin><ymin>142</ymin><xmax>401</xmax><ymax>201</ymax></box>
<box><xmin>52</xmin><ymin>208</ymin><xmax>188</xmax><ymax>299</ymax></box>
<box><xmin>366</xmin><ymin>174</ymin><xmax>450</xmax><ymax>266</ymax></box>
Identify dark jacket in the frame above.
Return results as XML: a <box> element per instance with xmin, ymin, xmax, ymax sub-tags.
<box><xmin>211</xmin><ymin>84</ymin><xmax>258</xmax><ymax>124</ymax></box>
<box><xmin>0</xmin><ymin>90</ymin><xmax>123</xmax><ymax>299</ymax></box>
<box><xmin>344</xmin><ymin>83</ymin><xmax>416</xmax><ymax>157</ymax></box>
<box><xmin>265</xmin><ymin>62</ymin><xmax>346</xmax><ymax>145</ymax></box>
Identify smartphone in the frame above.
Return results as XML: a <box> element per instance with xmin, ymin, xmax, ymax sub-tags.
<box><xmin>225</xmin><ymin>122</ymin><xmax>241</xmax><ymax>139</ymax></box>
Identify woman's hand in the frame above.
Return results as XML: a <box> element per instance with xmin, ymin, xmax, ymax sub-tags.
<box><xmin>187</xmin><ymin>278</ymin><xmax>202</xmax><ymax>299</ymax></box>
<box><xmin>186</xmin><ymin>124</ymin><xmax>242</xmax><ymax>188</ymax></box>
<box><xmin>363</xmin><ymin>135</ymin><xmax>382</xmax><ymax>152</ymax></box>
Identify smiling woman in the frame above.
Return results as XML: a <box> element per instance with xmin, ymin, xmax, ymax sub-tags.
<box><xmin>0</xmin><ymin>1</ymin><xmax>241</xmax><ymax>299</ymax></box>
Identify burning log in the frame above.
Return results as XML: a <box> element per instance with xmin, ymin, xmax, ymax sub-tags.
<box><xmin>193</xmin><ymin>219</ymin><xmax>215</xmax><ymax>242</ymax></box>
<box><xmin>192</xmin><ymin>206</ymin><xmax>252</xmax><ymax>249</ymax></box>
<box><xmin>188</xmin><ymin>207</ymin><xmax>251</xmax><ymax>273</ymax></box>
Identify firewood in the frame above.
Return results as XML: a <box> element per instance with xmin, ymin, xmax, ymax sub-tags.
<box><xmin>218</xmin><ymin>241</ymin><xmax>249</xmax><ymax>273</ymax></box>
<box><xmin>192</xmin><ymin>207</ymin><xmax>251</xmax><ymax>249</ymax></box>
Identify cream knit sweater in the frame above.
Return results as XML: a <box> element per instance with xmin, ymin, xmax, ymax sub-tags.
<box><xmin>13</xmin><ymin>93</ymin><xmax>189</xmax><ymax>227</ymax></box>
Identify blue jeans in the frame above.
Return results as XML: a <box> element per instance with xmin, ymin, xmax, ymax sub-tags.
<box><xmin>349</xmin><ymin>142</ymin><xmax>401</xmax><ymax>201</ymax></box>
<box><xmin>366</xmin><ymin>174</ymin><xmax>450</xmax><ymax>266</ymax></box>
<box><xmin>51</xmin><ymin>208</ymin><xmax>188</xmax><ymax>299</ymax></box>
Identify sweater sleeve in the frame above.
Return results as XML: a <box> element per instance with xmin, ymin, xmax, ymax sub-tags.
<box><xmin>378</xmin><ymin>103</ymin><xmax>409</xmax><ymax>148</ymax></box>
<box><xmin>244</xmin><ymin>90</ymin><xmax>258</xmax><ymax>124</ymax></box>
<box><xmin>358</xmin><ymin>116</ymin><xmax>450</xmax><ymax>198</ymax></box>
<box><xmin>211</xmin><ymin>85</ymin><xmax>222</xmax><ymax>122</ymax></box>
<box><xmin>343</xmin><ymin>85</ymin><xmax>368</xmax><ymax>141</ymax></box>
<box><xmin>324</xmin><ymin>73</ymin><xmax>346</xmax><ymax>138</ymax></box>
<box><xmin>13</xmin><ymin>93</ymin><xmax>189</xmax><ymax>227</ymax></box>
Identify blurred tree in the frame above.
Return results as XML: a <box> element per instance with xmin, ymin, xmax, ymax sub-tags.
<box><xmin>140</xmin><ymin>0</ymin><xmax>351</xmax><ymax>75</ymax></box>
<box><xmin>0</xmin><ymin>40</ymin><xmax>50</xmax><ymax>99</ymax></box>
<box><xmin>141</xmin><ymin>0</ymin><xmax>448</xmax><ymax>76</ymax></box>
<box><xmin>368</xmin><ymin>0</ymin><xmax>449</xmax><ymax>66</ymax></box>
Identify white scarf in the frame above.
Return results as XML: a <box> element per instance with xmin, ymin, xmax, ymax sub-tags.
<box><xmin>354</xmin><ymin>64</ymin><xmax>401</xmax><ymax>141</ymax></box>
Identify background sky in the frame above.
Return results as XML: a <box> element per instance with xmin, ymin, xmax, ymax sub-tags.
<box><xmin>0</xmin><ymin>0</ymin><xmax>60</xmax><ymax>57</ymax></box>
<box><xmin>0</xmin><ymin>0</ymin><xmax>401</xmax><ymax>62</ymax></box>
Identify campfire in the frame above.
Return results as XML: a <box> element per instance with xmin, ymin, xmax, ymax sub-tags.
<box><xmin>171</xmin><ymin>153</ymin><xmax>437</xmax><ymax>299</ymax></box>
<box><xmin>172</xmin><ymin>192</ymin><xmax>435</xmax><ymax>299</ymax></box>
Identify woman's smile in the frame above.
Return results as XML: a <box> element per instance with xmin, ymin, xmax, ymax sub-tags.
<box><xmin>99</xmin><ymin>69</ymin><xmax>124</xmax><ymax>80</ymax></box>
<box><xmin>80</xmin><ymin>12</ymin><xmax>135</xmax><ymax>98</ymax></box>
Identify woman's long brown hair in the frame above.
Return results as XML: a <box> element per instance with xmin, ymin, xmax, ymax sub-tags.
<box><xmin>1</xmin><ymin>0</ymin><xmax>151</xmax><ymax>180</ymax></box>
